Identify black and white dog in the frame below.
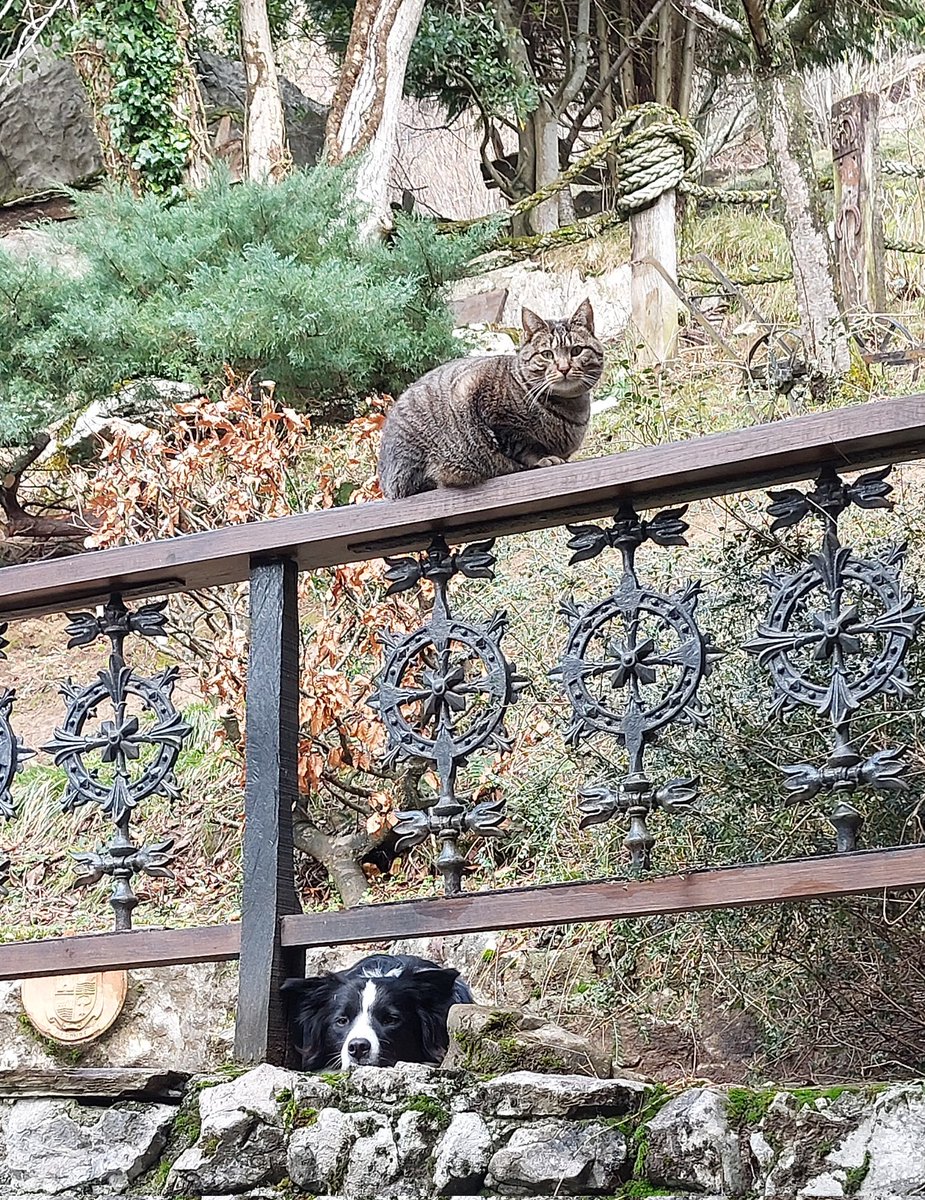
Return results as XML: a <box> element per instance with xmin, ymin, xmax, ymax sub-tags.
<box><xmin>282</xmin><ymin>953</ymin><xmax>473</xmax><ymax>1070</ymax></box>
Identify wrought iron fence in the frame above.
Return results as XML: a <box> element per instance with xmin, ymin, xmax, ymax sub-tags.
<box><xmin>0</xmin><ymin>396</ymin><xmax>924</xmax><ymax>1066</ymax></box>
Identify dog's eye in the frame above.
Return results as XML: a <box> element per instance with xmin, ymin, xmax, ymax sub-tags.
<box><xmin>382</xmin><ymin>1011</ymin><xmax>401</xmax><ymax>1026</ymax></box>
<box><xmin>335</xmin><ymin>1015</ymin><xmax>350</xmax><ymax>1027</ymax></box>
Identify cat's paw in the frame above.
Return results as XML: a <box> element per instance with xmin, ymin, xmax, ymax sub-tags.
<box><xmin>533</xmin><ymin>455</ymin><xmax>566</xmax><ymax>468</ymax></box>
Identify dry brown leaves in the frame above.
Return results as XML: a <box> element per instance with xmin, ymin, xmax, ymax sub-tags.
<box><xmin>84</xmin><ymin>370</ymin><xmax>417</xmax><ymax>838</ymax></box>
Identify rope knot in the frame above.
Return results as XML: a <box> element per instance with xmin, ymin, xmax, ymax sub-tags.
<box><xmin>614</xmin><ymin>103</ymin><xmax>704</xmax><ymax>216</ymax></box>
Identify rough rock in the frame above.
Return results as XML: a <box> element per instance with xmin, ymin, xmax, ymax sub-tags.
<box><xmin>197</xmin><ymin>1063</ymin><xmax>295</xmax><ymax>1126</ymax></box>
<box><xmin>0</xmin><ymin>227</ymin><xmax>86</xmax><ymax>276</ymax></box>
<box><xmin>343</xmin><ymin>1112</ymin><xmax>400</xmax><ymax>1198</ymax></box>
<box><xmin>444</xmin><ymin>1005</ymin><xmax>612</xmax><ymax>1078</ymax></box>
<box><xmin>448</xmin><ymin>261</ymin><xmax>631</xmax><ymax>342</ymax></box>
<box><xmin>345</xmin><ymin>1061</ymin><xmax>462</xmax><ymax>1108</ymax></box>
<box><xmin>0</xmin><ymin>51</ymin><xmax>101</xmax><ymax>201</ymax></box>
<box><xmin>166</xmin><ymin>1109</ymin><xmax>286</xmax><ymax>1194</ymax></box>
<box><xmin>165</xmin><ymin>1064</ymin><xmax>294</xmax><ymax>1195</ymax></box>
<box><xmin>824</xmin><ymin>1084</ymin><xmax>925</xmax><ymax>1198</ymax></box>
<box><xmin>434</xmin><ymin>1111</ymin><xmax>495</xmax><ymax>1193</ymax></box>
<box><xmin>486</xmin><ymin>1118</ymin><xmax>627</xmax><ymax>1195</ymax></box>
<box><xmin>2</xmin><ymin>1097</ymin><xmax>174</xmax><ymax>1193</ymax></box>
<box><xmin>646</xmin><ymin>1087</ymin><xmax>752</xmax><ymax>1197</ymax></box>
<box><xmin>756</xmin><ymin>1089</ymin><xmax>869</xmax><ymax>1199</ymax></box>
<box><xmin>287</xmin><ymin>1108</ymin><xmax>373</xmax><ymax>1193</ymax></box>
<box><xmin>474</xmin><ymin>1071</ymin><xmax>648</xmax><ymax>1119</ymax></box>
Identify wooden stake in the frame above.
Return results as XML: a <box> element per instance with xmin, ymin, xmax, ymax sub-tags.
<box><xmin>630</xmin><ymin>189</ymin><xmax>679</xmax><ymax>367</ymax></box>
<box><xmin>832</xmin><ymin>91</ymin><xmax>886</xmax><ymax>314</ymax></box>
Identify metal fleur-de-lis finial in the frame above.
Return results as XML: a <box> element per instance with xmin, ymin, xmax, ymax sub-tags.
<box><xmin>42</xmin><ymin>595</ymin><xmax>191</xmax><ymax>929</ymax></box>
<box><xmin>553</xmin><ymin>502</ymin><xmax>720</xmax><ymax>871</ymax></box>
<box><xmin>745</xmin><ymin>466</ymin><xmax>924</xmax><ymax>851</ymax></box>
<box><xmin>369</xmin><ymin>537</ymin><xmax>527</xmax><ymax>896</ymax></box>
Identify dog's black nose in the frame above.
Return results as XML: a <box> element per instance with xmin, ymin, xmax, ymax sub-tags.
<box><xmin>347</xmin><ymin>1037</ymin><xmax>372</xmax><ymax>1062</ymax></box>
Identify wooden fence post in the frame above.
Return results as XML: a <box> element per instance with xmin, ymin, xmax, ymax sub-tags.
<box><xmin>630</xmin><ymin>190</ymin><xmax>679</xmax><ymax>367</ymax></box>
<box><xmin>831</xmin><ymin>91</ymin><xmax>886</xmax><ymax>314</ymax></box>
<box><xmin>234</xmin><ymin>557</ymin><xmax>302</xmax><ymax>1066</ymax></box>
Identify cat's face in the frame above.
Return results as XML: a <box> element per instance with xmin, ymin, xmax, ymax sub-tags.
<box><xmin>518</xmin><ymin>299</ymin><xmax>604</xmax><ymax>399</ymax></box>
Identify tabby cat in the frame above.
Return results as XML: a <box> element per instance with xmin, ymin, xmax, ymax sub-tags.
<box><xmin>377</xmin><ymin>299</ymin><xmax>604</xmax><ymax>499</ymax></box>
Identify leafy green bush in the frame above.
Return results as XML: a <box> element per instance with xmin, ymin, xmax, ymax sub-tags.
<box><xmin>0</xmin><ymin>166</ymin><xmax>489</xmax><ymax>444</ymax></box>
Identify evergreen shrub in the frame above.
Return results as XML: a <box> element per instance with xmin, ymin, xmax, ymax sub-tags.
<box><xmin>0</xmin><ymin>166</ymin><xmax>490</xmax><ymax>444</ymax></box>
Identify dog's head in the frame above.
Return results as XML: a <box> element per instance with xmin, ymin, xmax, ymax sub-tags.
<box><xmin>282</xmin><ymin>965</ymin><xmax>462</xmax><ymax>1070</ymax></box>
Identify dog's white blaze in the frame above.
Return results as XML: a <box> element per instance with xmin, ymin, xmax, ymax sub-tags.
<box><xmin>341</xmin><ymin>980</ymin><xmax>381</xmax><ymax>1068</ymax></box>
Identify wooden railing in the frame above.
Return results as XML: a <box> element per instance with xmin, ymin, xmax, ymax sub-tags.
<box><xmin>1</xmin><ymin>393</ymin><xmax>925</xmax><ymax>1066</ymax></box>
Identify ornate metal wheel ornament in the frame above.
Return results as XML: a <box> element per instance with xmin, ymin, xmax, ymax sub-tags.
<box><xmin>43</xmin><ymin>596</ymin><xmax>191</xmax><ymax>929</ymax></box>
<box><xmin>553</xmin><ymin>504</ymin><xmax>721</xmax><ymax>870</ymax></box>
<box><xmin>0</xmin><ymin>622</ymin><xmax>35</xmax><ymax>896</ymax></box>
<box><xmin>745</xmin><ymin>466</ymin><xmax>925</xmax><ymax>851</ymax></box>
<box><xmin>369</xmin><ymin>537</ymin><xmax>527</xmax><ymax>896</ymax></box>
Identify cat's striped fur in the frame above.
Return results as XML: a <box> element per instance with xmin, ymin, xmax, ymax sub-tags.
<box><xmin>377</xmin><ymin>299</ymin><xmax>603</xmax><ymax>499</ymax></box>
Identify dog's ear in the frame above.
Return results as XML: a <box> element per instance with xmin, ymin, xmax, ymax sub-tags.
<box><xmin>281</xmin><ymin>973</ymin><xmax>340</xmax><ymax>1003</ymax></box>
<box><xmin>413</xmin><ymin>967</ymin><xmax>461</xmax><ymax>1003</ymax></box>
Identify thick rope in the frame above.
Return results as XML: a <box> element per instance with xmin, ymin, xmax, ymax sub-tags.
<box><xmin>883</xmin><ymin>160</ymin><xmax>925</xmax><ymax>180</ymax></box>
<box><xmin>613</xmin><ymin>103</ymin><xmax>705</xmax><ymax>215</ymax></box>
<box><xmin>680</xmin><ymin>265</ymin><xmax>794</xmax><ymax>286</ymax></box>
<box><xmin>502</xmin><ymin>102</ymin><xmax>704</xmax><ymax>222</ymax></box>
<box><xmin>680</xmin><ymin>181</ymin><xmax>775</xmax><ymax>205</ymax></box>
<box><xmin>885</xmin><ymin>234</ymin><xmax>925</xmax><ymax>255</ymax></box>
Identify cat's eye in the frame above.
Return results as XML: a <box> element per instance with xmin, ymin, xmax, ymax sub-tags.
<box><xmin>570</xmin><ymin>346</ymin><xmax>583</xmax><ymax>357</ymax></box>
<box><xmin>537</xmin><ymin>349</ymin><xmax>553</xmax><ymax>361</ymax></box>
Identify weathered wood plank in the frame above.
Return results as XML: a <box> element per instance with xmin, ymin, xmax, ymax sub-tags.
<box><xmin>0</xmin><ymin>397</ymin><xmax>924</xmax><ymax>621</ymax></box>
<box><xmin>233</xmin><ymin>558</ymin><xmax>302</xmax><ymax>1067</ymax></box>
<box><xmin>832</xmin><ymin>92</ymin><xmax>885</xmax><ymax>313</ymax></box>
<box><xmin>630</xmin><ymin>190</ymin><xmax>679</xmax><ymax>366</ymax></box>
<box><xmin>280</xmin><ymin>845</ymin><xmax>925</xmax><ymax>947</ymax></box>
<box><xmin>0</xmin><ymin>924</ymin><xmax>240</xmax><ymax>982</ymax></box>
<box><xmin>0</xmin><ymin>1068</ymin><xmax>189</xmax><ymax>1102</ymax></box>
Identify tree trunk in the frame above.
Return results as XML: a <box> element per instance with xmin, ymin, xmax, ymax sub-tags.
<box><xmin>240</xmin><ymin>0</ymin><xmax>290</xmax><ymax>183</ymax></box>
<box><xmin>753</xmin><ymin>66</ymin><xmax>850</xmax><ymax>382</ymax></box>
<box><xmin>72</xmin><ymin>0</ymin><xmax>211</xmax><ymax>194</ymax></box>
<box><xmin>325</xmin><ymin>0</ymin><xmax>426</xmax><ymax>236</ymax></box>
<box><xmin>168</xmin><ymin>0</ymin><xmax>211</xmax><ymax>189</ymax></box>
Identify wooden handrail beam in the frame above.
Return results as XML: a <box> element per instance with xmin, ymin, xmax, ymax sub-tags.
<box><xmin>279</xmin><ymin>845</ymin><xmax>925</xmax><ymax>947</ymax></box>
<box><xmin>0</xmin><ymin>396</ymin><xmax>924</xmax><ymax>620</ymax></box>
<box><xmin>0</xmin><ymin>923</ymin><xmax>240</xmax><ymax>981</ymax></box>
<box><xmin>2</xmin><ymin>846</ymin><xmax>924</xmax><ymax>980</ymax></box>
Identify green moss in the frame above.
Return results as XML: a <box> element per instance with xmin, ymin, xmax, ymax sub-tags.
<box><xmin>278</xmin><ymin>1089</ymin><xmax>318</xmax><ymax>1133</ymax></box>
<box><xmin>17</xmin><ymin>1012</ymin><xmax>85</xmax><ymax>1066</ymax></box>
<box><xmin>402</xmin><ymin>1093</ymin><xmax>451</xmax><ymax>1130</ymax></box>
<box><xmin>200</xmin><ymin>1133</ymin><xmax>220</xmax><ymax>1155</ymax></box>
<box><xmin>320</xmin><ymin>1070</ymin><xmax>349</xmax><ymax>1088</ymax></box>
<box><xmin>613</xmin><ymin>1184</ymin><xmax>675</xmax><ymax>1199</ymax></box>
<box><xmin>726</xmin><ymin>1086</ymin><xmax>776</xmax><ymax>1127</ymax></box>
<box><xmin>790</xmin><ymin>1086</ymin><xmax>849</xmax><ymax>1108</ymax></box>
<box><xmin>845</xmin><ymin>1151</ymin><xmax>872</xmax><ymax>1196</ymax></box>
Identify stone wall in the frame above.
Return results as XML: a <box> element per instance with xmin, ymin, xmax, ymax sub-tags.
<box><xmin>2</xmin><ymin>1062</ymin><xmax>923</xmax><ymax>1199</ymax></box>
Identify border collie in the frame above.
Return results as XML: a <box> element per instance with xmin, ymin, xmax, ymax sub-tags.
<box><xmin>282</xmin><ymin>953</ymin><xmax>473</xmax><ymax>1070</ymax></box>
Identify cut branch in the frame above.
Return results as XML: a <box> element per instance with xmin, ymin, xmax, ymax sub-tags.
<box><xmin>1</xmin><ymin>435</ymin><xmax>93</xmax><ymax>541</ymax></box>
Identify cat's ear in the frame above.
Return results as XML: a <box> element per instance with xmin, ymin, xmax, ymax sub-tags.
<box><xmin>521</xmin><ymin>307</ymin><xmax>548</xmax><ymax>341</ymax></box>
<box><xmin>569</xmin><ymin>298</ymin><xmax>595</xmax><ymax>334</ymax></box>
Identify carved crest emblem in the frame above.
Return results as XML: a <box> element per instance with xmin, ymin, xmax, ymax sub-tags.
<box><xmin>20</xmin><ymin>970</ymin><xmax>127</xmax><ymax>1044</ymax></box>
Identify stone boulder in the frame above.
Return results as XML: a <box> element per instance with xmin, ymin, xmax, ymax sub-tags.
<box><xmin>433</xmin><ymin>1111</ymin><xmax>495</xmax><ymax>1193</ymax></box>
<box><xmin>645</xmin><ymin>1086</ymin><xmax>753</xmax><ymax>1197</ymax></box>
<box><xmin>444</xmin><ymin>1005</ymin><xmax>612</xmax><ymax>1077</ymax></box>
<box><xmin>0</xmin><ymin>52</ymin><xmax>101</xmax><ymax>202</ymax></box>
<box><xmin>486</xmin><ymin>1118</ymin><xmax>627</xmax><ymax>1195</ymax></box>
<box><xmin>473</xmin><ymin>1070</ymin><xmax>649</xmax><ymax>1119</ymax></box>
<box><xmin>2</xmin><ymin>1096</ymin><xmax>174</xmax><ymax>1194</ymax></box>
<box><xmin>166</xmin><ymin>1063</ymin><xmax>296</xmax><ymax>1195</ymax></box>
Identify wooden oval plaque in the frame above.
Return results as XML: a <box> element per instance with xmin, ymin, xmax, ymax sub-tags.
<box><xmin>20</xmin><ymin>970</ymin><xmax>128</xmax><ymax>1044</ymax></box>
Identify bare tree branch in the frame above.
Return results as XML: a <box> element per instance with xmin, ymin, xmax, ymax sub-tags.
<box><xmin>678</xmin><ymin>0</ymin><xmax>746</xmax><ymax>39</ymax></box>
